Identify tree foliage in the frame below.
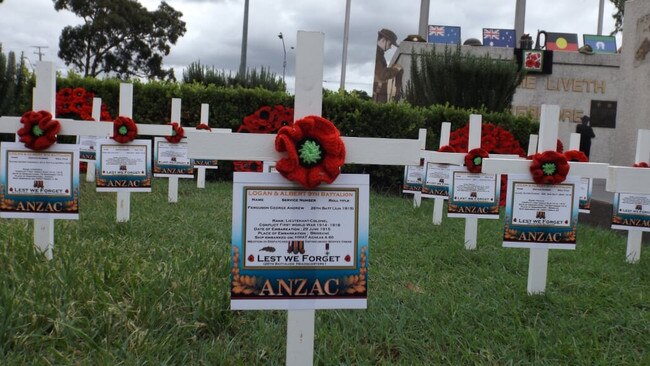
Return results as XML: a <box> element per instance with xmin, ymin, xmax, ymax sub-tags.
<box><xmin>404</xmin><ymin>46</ymin><xmax>524</xmax><ymax>112</ymax></box>
<box><xmin>53</xmin><ymin>0</ymin><xmax>186</xmax><ymax>80</ymax></box>
<box><xmin>182</xmin><ymin>61</ymin><xmax>286</xmax><ymax>92</ymax></box>
<box><xmin>610</xmin><ymin>0</ymin><xmax>625</xmax><ymax>35</ymax></box>
<box><xmin>0</xmin><ymin>45</ymin><xmax>31</xmax><ymax>116</ymax></box>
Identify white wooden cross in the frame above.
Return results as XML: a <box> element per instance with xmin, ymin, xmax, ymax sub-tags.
<box><xmin>109</xmin><ymin>83</ymin><xmax>173</xmax><ymax>222</ymax></box>
<box><xmin>527</xmin><ymin>134</ymin><xmax>538</xmax><ymax>157</ymax></box>
<box><xmin>182</xmin><ymin>103</ymin><xmax>231</xmax><ymax>188</ymax></box>
<box><xmin>406</xmin><ymin>128</ymin><xmax>428</xmax><ymax>207</ymax></box>
<box><xmin>606</xmin><ymin>129</ymin><xmax>650</xmax><ymax>263</ymax></box>
<box><xmin>420</xmin><ymin>115</ymin><xmax>520</xmax><ymax>249</ymax></box>
<box><xmin>79</xmin><ymin>97</ymin><xmax>109</xmax><ymax>183</ymax></box>
<box><xmin>187</xmin><ymin>31</ymin><xmax>422</xmax><ymax>366</ymax></box>
<box><xmin>152</xmin><ymin>98</ymin><xmax>195</xmax><ymax>203</ymax></box>
<box><xmin>0</xmin><ymin>62</ymin><xmax>113</xmax><ymax>260</ymax></box>
<box><xmin>429</xmin><ymin>122</ymin><xmax>451</xmax><ymax>225</ymax></box>
<box><xmin>482</xmin><ymin>104</ymin><xmax>609</xmax><ymax>294</ymax></box>
<box><xmin>568</xmin><ymin>132</ymin><xmax>594</xmax><ymax>214</ymax></box>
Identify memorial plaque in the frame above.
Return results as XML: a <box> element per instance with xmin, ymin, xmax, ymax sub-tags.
<box><xmin>590</xmin><ymin>100</ymin><xmax>617</xmax><ymax>128</ymax></box>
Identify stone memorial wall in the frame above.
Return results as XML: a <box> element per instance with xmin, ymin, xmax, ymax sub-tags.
<box><xmin>389</xmin><ymin>42</ymin><xmax>621</xmax><ymax>164</ymax></box>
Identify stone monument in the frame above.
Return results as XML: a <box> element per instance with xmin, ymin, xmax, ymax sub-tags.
<box><xmin>613</xmin><ymin>0</ymin><xmax>650</xmax><ymax>166</ymax></box>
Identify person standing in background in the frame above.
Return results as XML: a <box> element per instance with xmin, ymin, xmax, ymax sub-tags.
<box><xmin>576</xmin><ymin>115</ymin><xmax>596</xmax><ymax>158</ymax></box>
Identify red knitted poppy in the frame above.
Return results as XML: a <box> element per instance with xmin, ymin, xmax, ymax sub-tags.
<box><xmin>275</xmin><ymin>115</ymin><xmax>346</xmax><ymax>189</ymax></box>
<box><xmin>113</xmin><ymin>116</ymin><xmax>138</xmax><ymax>143</ymax></box>
<box><xmin>464</xmin><ymin>148</ymin><xmax>489</xmax><ymax>173</ymax></box>
<box><xmin>564</xmin><ymin>150</ymin><xmax>588</xmax><ymax>162</ymax></box>
<box><xmin>530</xmin><ymin>151</ymin><xmax>570</xmax><ymax>184</ymax></box>
<box><xmin>438</xmin><ymin>145</ymin><xmax>456</xmax><ymax>153</ymax></box>
<box><xmin>165</xmin><ymin>122</ymin><xmax>185</xmax><ymax>143</ymax></box>
<box><xmin>17</xmin><ymin>110</ymin><xmax>61</xmax><ymax>150</ymax></box>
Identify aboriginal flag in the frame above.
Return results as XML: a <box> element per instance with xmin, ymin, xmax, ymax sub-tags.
<box><xmin>545</xmin><ymin>32</ymin><xmax>579</xmax><ymax>52</ymax></box>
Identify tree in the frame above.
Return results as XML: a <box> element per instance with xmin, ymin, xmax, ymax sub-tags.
<box><xmin>405</xmin><ymin>46</ymin><xmax>524</xmax><ymax>112</ymax></box>
<box><xmin>610</xmin><ymin>0</ymin><xmax>625</xmax><ymax>35</ymax></box>
<box><xmin>53</xmin><ymin>0</ymin><xmax>186</xmax><ymax>80</ymax></box>
<box><xmin>0</xmin><ymin>45</ymin><xmax>31</xmax><ymax>116</ymax></box>
<box><xmin>182</xmin><ymin>60</ymin><xmax>286</xmax><ymax>92</ymax></box>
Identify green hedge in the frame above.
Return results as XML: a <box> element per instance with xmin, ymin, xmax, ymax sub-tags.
<box><xmin>10</xmin><ymin>76</ymin><xmax>538</xmax><ymax>192</ymax></box>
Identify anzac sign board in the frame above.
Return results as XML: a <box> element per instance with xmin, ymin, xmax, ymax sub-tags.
<box><xmin>231</xmin><ymin>173</ymin><xmax>369</xmax><ymax>310</ymax></box>
<box><xmin>0</xmin><ymin>142</ymin><xmax>80</xmax><ymax>219</ymax></box>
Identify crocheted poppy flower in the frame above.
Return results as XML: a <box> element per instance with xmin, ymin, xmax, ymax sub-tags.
<box><xmin>564</xmin><ymin>150</ymin><xmax>588</xmax><ymax>162</ymax></box>
<box><xmin>272</xmin><ymin>105</ymin><xmax>294</xmax><ymax>132</ymax></box>
<box><xmin>113</xmin><ymin>116</ymin><xmax>138</xmax><ymax>143</ymax></box>
<box><xmin>438</xmin><ymin>145</ymin><xmax>456</xmax><ymax>153</ymax></box>
<box><xmin>195</xmin><ymin>123</ymin><xmax>211</xmax><ymax>131</ymax></box>
<box><xmin>17</xmin><ymin>110</ymin><xmax>61</xmax><ymax>150</ymax></box>
<box><xmin>633</xmin><ymin>162</ymin><xmax>649</xmax><ymax>168</ymax></box>
<box><xmin>275</xmin><ymin>115</ymin><xmax>346</xmax><ymax>189</ymax></box>
<box><xmin>530</xmin><ymin>151</ymin><xmax>570</xmax><ymax>184</ymax></box>
<box><xmin>234</xmin><ymin>161</ymin><xmax>263</xmax><ymax>172</ymax></box>
<box><xmin>464</xmin><ymin>148</ymin><xmax>489</xmax><ymax>173</ymax></box>
<box><xmin>165</xmin><ymin>122</ymin><xmax>185</xmax><ymax>143</ymax></box>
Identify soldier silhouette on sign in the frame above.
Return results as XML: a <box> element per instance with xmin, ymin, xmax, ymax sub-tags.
<box><xmin>373</xmin><ymin>28</ymin><xmax>403</xmax><ymax>103</ymax></box>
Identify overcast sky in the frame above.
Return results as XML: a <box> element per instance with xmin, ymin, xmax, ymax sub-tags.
<box><xmin>0</xmin><ymin>0</ymin><xmax>621</xmax><ymax>94</ymax></box>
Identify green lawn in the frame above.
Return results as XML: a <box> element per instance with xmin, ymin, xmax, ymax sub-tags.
<box><xmin>1</xmin><ymin>178</ymin><xmax>648</xmax><ymax>365</ymax></box>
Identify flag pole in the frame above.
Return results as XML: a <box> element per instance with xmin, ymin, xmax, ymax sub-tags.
<box><xmin>597</xmin><ymin>0</ymin><xmax>605</xmax><ymax>35</ymax></box>
<box><xmin>514</xmin><ymin>0</ymin><xmax>526</xmax><ymax>47</ymax></box>
<box><xmin>339</xmin><ymin>0</ymin><xmax>351</xmax><ymax>92</ymax></box>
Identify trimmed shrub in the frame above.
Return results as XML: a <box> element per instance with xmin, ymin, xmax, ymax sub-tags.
<box><xmin>8</xmin><ymin>76</ymin><xmax>537</xmax><ymax>192</ymax></box>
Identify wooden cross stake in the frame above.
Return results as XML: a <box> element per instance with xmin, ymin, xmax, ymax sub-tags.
<box><xmin>482</xmin><ymin>105</ymin><xmax>608</xmax><ymax>294</ymax></box>
<box><xmin>0</xmin><ymin>62</ymin><xmax>112</xmax><ymax>259</ymax></box>
<box><xmin>606</xmin><ymin>129</ymin><xmax>650</xmax><ymax>263</ymax></box>
<box><xmin>420</xmin><ymin>116</ymin><xmax>520</xmax><ymax>249</ymax></box>
<box><xmin>187</xmin><ymin>31</ymin><xmax>423</xmax><ymax>366</ymax></box>
<box><xmin>182</xmin><ymin>103</ymin><xmax>231</xmax><ymax>188</ymax></box>
<box><xmin>112</xmin><ymin>83</ymin><xmax>172</xmax><ymax>222</ymax></box>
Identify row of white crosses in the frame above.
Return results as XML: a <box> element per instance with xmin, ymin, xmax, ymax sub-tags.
<box><xmin>0</xmin><ymin>62</ymin><xmax>113</xmax><ymax>260</ymax></box>
<box><xmin>482</xmin><ymin>104</ymin><xmax>609</xmax><ymax>294</ymax></box>
<box><xmin>606</xmin><ymin>129</ymin><xmax>650</xmax><ymax>263</ymax></box>
<box><xmin>187</xmin><ymin>31</ymin><xmax>424</xmax><ymax>366</ymax></box>
<box><xmin>184</xmin><ymin>103</ymin><xmax>231</xmax><ymax>189</ymax></box>
<box><xmin>421</xmin><ymin>115</ymin><xmax>521</xmax><ymax>249</ymax></box>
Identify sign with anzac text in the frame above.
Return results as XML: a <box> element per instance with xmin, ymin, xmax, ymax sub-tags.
<box><xmin>447</xmin><ymin>167</ymin><xmax>500</xmax><ymax>219</ymax></box>
<box><xmin>503</xmin><ymin>174</ymin><xmax>580</xmax><ymax>249</ymax></box>
<box><xmin>231</xmin><ymin>173</ymin><xmax>369</xmax><ymax>310</ymax></box>
<box><xmin>0</xmin><ymin>142</ymin><xmax>80</xmax><ymax>219</ymax></box>
<box><xmin>421</xmin><ymin>162</ymin><xmax>451</xmax><ymax>199</ymax></box>
<box><xmin>402</xmin><ymin>161</ymin><xmax>424</xmax><ymax>193</ymax></box>
<box><xmin>95</xmin><ymin>139</ymin><xmax>152</xmax><ymax>192</ymax></box>
<box><xmin>611</xmin><ymin>193</ymin><xmax>650</xmax><ymax>231</ymax></box>
<box><xmin>153</xmin><ymin>137</ymin><xmax>193</xmax><ymax>178</ymax></box>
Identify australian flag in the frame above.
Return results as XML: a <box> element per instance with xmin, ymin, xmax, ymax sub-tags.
<box><xmin>428</xmin><ymin>25</ymin><xmax>461</xmax><ymax>45</ymax></box>
<box><xmin>483</xmin><ymin>28</ymin><xmax>516</xmax><ymax>48</ymax></box>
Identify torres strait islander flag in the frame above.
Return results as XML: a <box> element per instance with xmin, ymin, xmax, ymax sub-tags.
<box><xmin>545</xmin><ymin>32</ymin><xmax>579</xmax><ymax>51</ymax></box>
<box><xmin>583</xmin><ymin>34</ymin><xmax>617</xmax><ymax>53</ymax></box>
